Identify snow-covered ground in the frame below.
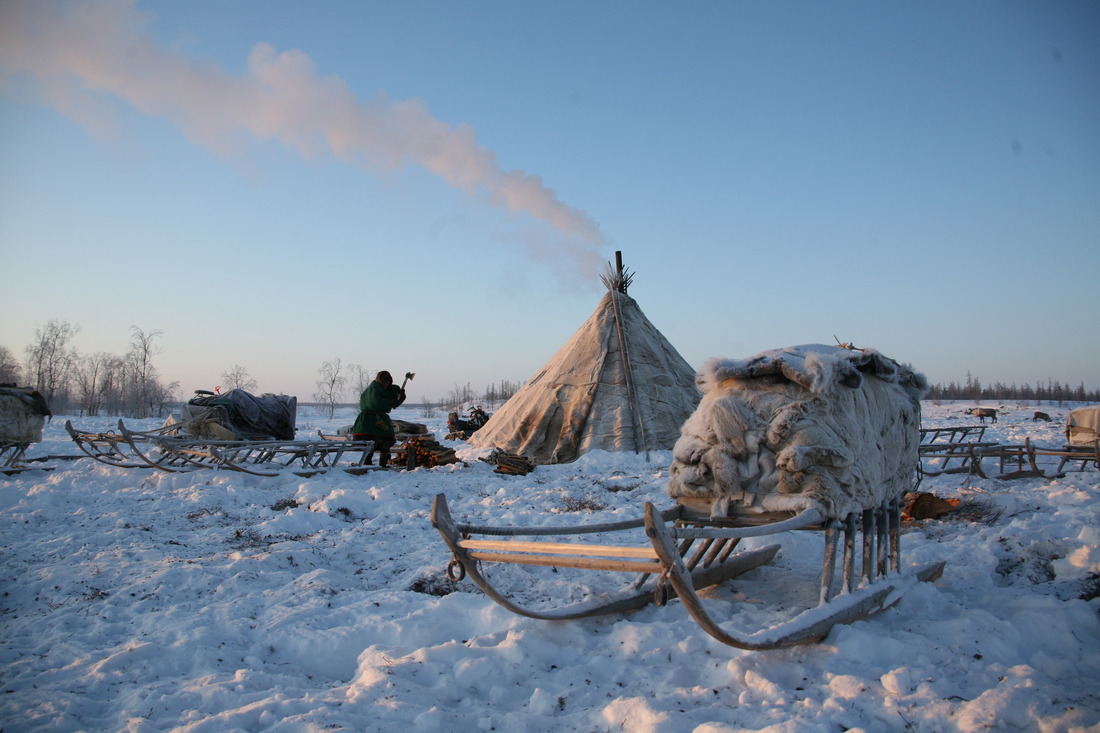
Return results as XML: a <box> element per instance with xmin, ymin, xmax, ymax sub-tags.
<box><xmin>2</xmin><ymin>402</ymin><xmax>1097</xmax><ymax>732</ymax></box>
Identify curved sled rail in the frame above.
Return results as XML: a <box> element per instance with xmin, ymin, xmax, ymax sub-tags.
<box><xmin>432</xmin><ymin>494</ymin><xmax>779</xmax><ymax>621</ymax></box>
<box><xmin>66</xmin><ymin>420</ymin><xmax>148</xmax><ymax>468</ymax></box>
<box><xmin>432</xmin><ymin>494</ymin><xmax>945</xmax><ymax>650</ymax></box>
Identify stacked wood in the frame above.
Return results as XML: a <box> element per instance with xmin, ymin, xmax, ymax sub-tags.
<box><xmin>492</xmin><ymin>452</ymin><xmax>535</xmax><ymax>475</ymax></box>
<box><xmin>392</xmin><ymin>437</ymin><xmax>462</xmax><ymax>469</ymax></box>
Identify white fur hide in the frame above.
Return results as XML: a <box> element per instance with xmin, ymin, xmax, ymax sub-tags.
<box><xmin>668</xmin><ymin>345</ymin><xmax>928</xmax><ymax>519</ymax></box>
<box><xmin>0</xmin><ymin>389</ymin><xmax>50</xmax><ymax>444</ymax></box>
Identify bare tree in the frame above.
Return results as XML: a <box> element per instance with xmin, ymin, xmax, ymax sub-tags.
<box><xmin>24</xmin><ymin>319</ymin><xmax>80</xmax><ymax>409</ymax></box>
<box><xmin>348</xmin><ymin>363</ymin><xmax>373</xmax><ymax>397</ymax></box>
<box><xmin>127</xmin><ymin>326</ymin><xmax>165</xmax><ymax>418</ymax></box>
<box><xmin>74</xmin><ymin>352</ymin><xmax>121</xmax><ymax>417</ymax></box>
<box><xmin>221</xmin><ymin>365</ymin><xmax>258</xmax><ymax>392</ymax></box>
<box><xmin>0</xmin><ymin>345</ymin><xmax>22</xmax><ymax>384</ymax></box>
<box><xmin>313</xmin><ymin>358</ymin><xmax>346</xmax><ymax>419</ymax></box>
<box><xmin>446</xmin><ymin>382</ymin><xmax>477</xmax><ymax>409</ymax></box>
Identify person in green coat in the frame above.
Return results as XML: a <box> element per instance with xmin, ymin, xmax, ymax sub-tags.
<box><xmin>351</xmin><ymin>370</ymin><xmax>406</xmax><ymax>467</ymax></box>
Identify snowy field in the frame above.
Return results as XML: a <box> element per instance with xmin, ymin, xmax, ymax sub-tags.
<box><xmin>2</xmin><ymin>401</ymin><xmax>1098</xmax><ymax>732</ymax></box>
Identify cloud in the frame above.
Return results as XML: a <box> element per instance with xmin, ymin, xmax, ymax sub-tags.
<box><xmin>0</xmin><ymin>0</ymin><xmax>605</xmax><ymax>267</ymax></box>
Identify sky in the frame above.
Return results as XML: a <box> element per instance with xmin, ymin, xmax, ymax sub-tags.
<box><xmin>1</xmin><ymin>0</ymin><xmax>1098</xmax><ymax>404</ymax></box>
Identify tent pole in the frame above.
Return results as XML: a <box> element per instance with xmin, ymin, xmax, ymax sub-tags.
<box><xmin>609</xmin><ymin>285</ymin><xmax>649</xmax><ymax>461</ymax></box>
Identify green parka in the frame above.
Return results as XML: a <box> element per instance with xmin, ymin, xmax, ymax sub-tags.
<box><xmin>350</xmin><ymin>381</ymin><xmax>405</xmax><ymax>438</ymax></box>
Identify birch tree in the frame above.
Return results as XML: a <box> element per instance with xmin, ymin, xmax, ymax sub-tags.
<box><xmin>24</xmin><ymin>319</ymin><xmax>80</xmax><ymax>408</ymax></box>
<box><xmin>314</xmin><ymin>358</ymin><xmax>346</xmax><ymax>419</ymax></box>
<box><xmin>221</xmin><ymin>365</ymin><xmax>258</xmax><ymax>392</ymax></box>
<box><xmin>0</xmin><ymin>345</ymin><xmax>22</xmax><ymax>384</ymax></box>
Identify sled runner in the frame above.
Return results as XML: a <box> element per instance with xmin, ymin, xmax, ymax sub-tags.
<box><xmin>432</xmin><ymin>494</ymin><xmax>944</xmax><ymax>649</ymax></box>
<box><xmin>67</xmin><ymin>419</ymin><xmax>379</xmax><ymax>476</ymax></box>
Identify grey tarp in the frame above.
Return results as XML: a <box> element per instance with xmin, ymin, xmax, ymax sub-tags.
<box><xmin>181</xmin><ymin>390</ymin><xmax>297</xmax><ymax>441</ymax></box>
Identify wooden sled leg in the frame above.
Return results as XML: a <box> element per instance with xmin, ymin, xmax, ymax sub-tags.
<box><xmin>65</xmin><ymin>420</ymin><xmax>146</xmax><ymax>468</ymax></box>
<box><xmin>118</xmin><ymin>422</ymin><xmax>201</xmax><ymax>472</ymax></box>
<box><xmin>431</xmin><ymin>494</ymin><xmax>778</xmax><ymax>621</ymax></box>
<box><xmin>643</xmin><ymin>502</ymin><xmax>945</xmax><ymax>650</ymax></box>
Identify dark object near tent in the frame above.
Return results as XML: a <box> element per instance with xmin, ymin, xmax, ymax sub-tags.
<box><xmin>180</xmin><ymin>390</ymin><xmax>297</xmax><ymax>441</ymax></box>
<box><xmin>447</xmin><ymin>407</ymin><xmax>490</xmax><ymax>439</ymax></box>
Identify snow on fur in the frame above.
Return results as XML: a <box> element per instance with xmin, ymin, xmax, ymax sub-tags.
<box><xmin>669</xmin><ymin>344</ymin><xmax>929</xmax><ymax>519</ymax></box>
<box><xmin>0</xmin><ymin>387</ymin><xmax>51</xmax><ymax>445</ymax></box>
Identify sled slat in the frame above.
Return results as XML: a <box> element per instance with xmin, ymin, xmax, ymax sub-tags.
<box><xmin>459</xmin><ymin>538</ymin><xmax>658</xmax><ymax>559</ymax></box>
<box><xmin>465</xmin><ymin>551</ymin><xmax>661</xmax><ymax>573</ymax></box>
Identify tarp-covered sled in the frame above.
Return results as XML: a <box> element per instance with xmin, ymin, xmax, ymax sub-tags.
<box><xmin>433</xmin><ymin>344</ymin><xmax>945</xmax><ymax>650</ymax></box>
<box><xmin>1</xmin><ymin>386</ymin><xmax>51</xmax><ymax>473</ymax></box>
<box><xmin>176</xmin><ymin>389</ymin><xmax>297</xmax><ymax>441</ymax></box>
<box><xmin>67</xmin><ymin>389</ymin><xmax>384</xmax><ymax>476</ymax></box>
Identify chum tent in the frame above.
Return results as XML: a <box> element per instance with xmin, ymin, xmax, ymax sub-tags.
<box><xmin>469</xmin><ymin>255</ymin><xmax>699</xmax><ymax>464</ymax></box>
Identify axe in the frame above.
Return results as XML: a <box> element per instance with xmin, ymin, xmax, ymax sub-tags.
<box><xmin>400</xmin><ymin>372</ymin><xmax>415</xmax><ymax>391</ymax></box>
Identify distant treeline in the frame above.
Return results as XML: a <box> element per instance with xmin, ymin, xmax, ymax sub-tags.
<box><xmin>926</xmin><ymin>376</ymin><xmax>1100</xmax><ymax>404</ymax></box>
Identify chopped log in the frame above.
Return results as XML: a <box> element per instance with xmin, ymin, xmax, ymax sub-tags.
<box><xmin>392</xmin><ymin>437</ymin><xmax>462</xmax><ymax>469</ymax></box>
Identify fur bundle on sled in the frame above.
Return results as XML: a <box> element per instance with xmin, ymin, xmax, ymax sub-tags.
<box><xmin>0</xmin><ymin>386</ymin><xmax>51</xmax><ymax>445</ymax></box>
<box><xmin>668</xmin><ymin>344</ymin><xmax>928</xmax><ymax>520</ymax></box>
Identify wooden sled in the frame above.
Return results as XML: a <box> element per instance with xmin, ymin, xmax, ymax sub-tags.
<box><xmin>69</xmin><ymin>419</ymin><xmax>379</xmax><ymax>476</ymax></box>
<box><xmin>936</xmin><ymin>438</ymin><xmax>1099</xmax><ymax>481</ymax></box>
<box><xmin>432</xmin><ymin>494</ymin><xmax>945</xmax><ymax>650</ymax></box>
<box><xmin>66</xmin><ymin>420</ymin><xmax>157</xmax><ymax>468</ymax></box>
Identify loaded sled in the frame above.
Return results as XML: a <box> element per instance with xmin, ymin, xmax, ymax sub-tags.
<box><xmin>66</xmin><ymin>389</ymin><xmax>378</xmax><ymax>476</ymax></box>
<box><xmin>432</xmin><ymin>345</ymin><xmax>946</xmax><ymax>649</ymax></box>
<box><xmin>1</xmin><ymin>386</ymin><xmax>51</xmax><ymax>475</ymax></box>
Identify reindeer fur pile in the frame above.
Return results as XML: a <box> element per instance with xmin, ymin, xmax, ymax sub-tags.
<box><xmin>668</xmin><ymin>344</ymin><xmax>928</xmax><ymax>520</ymax></box>
<box><xmin>0</xmin><ymin>387</ymin><xmax>51</xmax><ymax>445</ymax></box>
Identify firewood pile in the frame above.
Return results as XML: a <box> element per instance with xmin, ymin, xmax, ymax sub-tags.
<box><xmin>392</xmin><ymin>437</ymin><xmax>462</xmax><ymax>469</ymax></box>
<box><xmin>481</xmin><ymin>449</ymin><xmax>535</xmax><ymax>475</ymax></box>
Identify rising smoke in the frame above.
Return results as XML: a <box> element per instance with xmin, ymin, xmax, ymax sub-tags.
<box><xmin>0</xmin><ymin>0</ymin><xmax>606</xmax><ymax>273</ymax></box>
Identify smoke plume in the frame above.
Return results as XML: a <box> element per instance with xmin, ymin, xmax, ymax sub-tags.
<box><xmin>0</xmin><ymin>0</ymin><xmax>605</xmax><ymax>267</ymax></box>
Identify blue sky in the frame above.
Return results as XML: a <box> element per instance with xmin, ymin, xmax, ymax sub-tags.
<box><xmin>1</xmin><ymin>0</ymin><xmax>1098</xmax><ymax>403</ymax></box>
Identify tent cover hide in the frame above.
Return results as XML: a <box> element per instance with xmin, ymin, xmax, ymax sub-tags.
<box><xmin>469</xmin><ymin>288</ymin><xmax>699</xmax><ymax>464</ymax></box>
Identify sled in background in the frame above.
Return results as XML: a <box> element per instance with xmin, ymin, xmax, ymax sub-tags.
<box><xmin>1</xmin><ymin>386</ymin><xmax>52</xmax><ymax>475</ymax></box>
<box><xmin>66</xmin><ymin>389</ymin><xmax>381</xmax><ymax>476</ymax></box>
<box><xmin>918</xmin><ymin>424</ymin><xmax>998</xmax><ymax>479</ymax></box>
<box><xmin>66</xmin><ymin>418</ymin><xmax>379</xmax><ymax>476</ymax></box>
<box><xmin>918</xmin><ymin>408</ymin><xmax>1100</xmax><ymax>481</ymax></box>
<box><xmin>432</xmin><ymin>345</ymin><xmax>946</xmax><ymax>650</ymax></box>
